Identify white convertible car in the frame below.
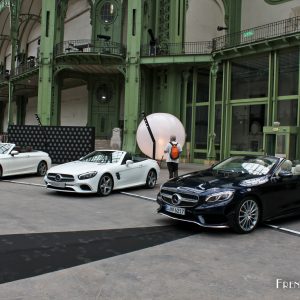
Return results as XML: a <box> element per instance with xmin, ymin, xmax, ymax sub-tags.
<box><xmin>44</xmin><ymin>150</ymin><xmax>160</xmax><ymax>196</ymax></box>
<box><xmin>0</xmin><ymin>143</ymin><xmax>51</xmax><ymax>177</ymax></box>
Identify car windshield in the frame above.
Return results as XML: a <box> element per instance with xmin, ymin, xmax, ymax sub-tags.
<box><xmin>79</xmin><ymin>150</ymin><xmax>123</xmax><ymax>164</ymax></box>
<box><xmin>0</xmin><ymin>143</ymin><xmax>13</xmax><ymax>154</ymax></box>
<box><xmin>213</xmin><ymin>156</ymin><xmax>278</xmax><ymax>176</ymax></box>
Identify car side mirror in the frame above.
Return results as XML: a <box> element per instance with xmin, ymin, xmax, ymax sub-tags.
<box><xmin>126</xmin><ymin>160</ymin><xmax>133</xmax><ymax>166</ymax></box>
<box><xmin>11</xmin><ymin>150</ymin><xmax>19</xmax><ymax>156</ymax></box>
<box><xmin>278</xmin><ymin>170</ymin><xmax>293</xmax><ymax>178</ymax></box>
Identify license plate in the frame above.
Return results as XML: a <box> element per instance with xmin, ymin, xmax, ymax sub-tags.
<box><xmin>165</xmin><ymin>205</ymin><xmax>185</xmax><ymax>215</ymax></box>
<box><xmin>49</xmin><ymin>181</ymin><xmax>66</xmax><ymax>188</ymax></box>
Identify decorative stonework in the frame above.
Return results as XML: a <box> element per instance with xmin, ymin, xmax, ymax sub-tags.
<box><xmin>210</xmin><ymin>62</ymin><xmax>219</xmax><ymax>77</ymax></box>
<box><xmin>158</xmin><ymin>0</ymin><xmax>170</xmax><ymax>44</ymax></box>
<box><xmin>19</xmin><ymin>13</ymin><xmax>41</xmax><ymax>24</ymax></box>
<box><xmin>88</xmin><ymin>0</ymin><xmax>94</xmax><ymax>25</ymax></box>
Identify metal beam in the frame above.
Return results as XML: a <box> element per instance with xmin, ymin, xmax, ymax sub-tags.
<box><xmin>18</xmin><ymin>13</ymin><xmax>41</xmax><ymax>24</ymax></box>
<box><xmin>0</xmin><ymin>34</ymin><xmax>10</xmax><ymax>40</ymax></box>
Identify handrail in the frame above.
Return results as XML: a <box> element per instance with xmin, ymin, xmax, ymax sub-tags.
<box><xmin>0</xmin><ymin>73</ymin><xmax>7</xmax><ymax>82</ymax></box>
<box><xmin>11</xmin><ymin>57</ymin><xmax>39</xmax><ymax>77</ymax></box>
<box><xmin>212</xmin><ymin>16</ymin><xmax>300</xmax><ymax>51</ymax></box>
<box><xmin>55</xmin><ymin>39</ymin><xmax>126</xmax><ymax>57</ymax></box>
<box><xmin>141</xmin><ymin>41</ymin><xmax>213</xmax><ymax>57</ymax></box>
<box><xmin>0</xmin><ymin>68</ymin><xmax>10</xmax><ymax>82</ymax></box>
<box><xmin>141</xmin><ymin>16</ymin><xmax>300</xmax><ymax>57</ymax></box>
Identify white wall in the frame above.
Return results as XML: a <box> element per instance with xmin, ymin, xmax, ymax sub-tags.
<box><xmin>185</xmin><ymin>0</ymin><xmax>225</xmax><ymax>42</ymax></box>
<box><xmin>2</xmin><ymin>102</ymin><xmax>16</xmax><ymax>131</ymax></box>
<box><xmin>66</xmin><ymin>0</ymin><xmax>89</xmax><ymax>19</ymax></box>
<box><xmin>242</xmin><ymin>0</ymin><xmax>300</xmax><ymax>29</ymax></box>
<box><xmin>64</xmin><ymin>0</ymin><xmax>91</xmax><ymax>41</ymax></box>
<box><xmin>22</xmin><ymin>88</ymin><xmax>88</xmax><ymax>127</ymax></box>
<box><xmin>25</xmin><ymin>97</ymin><xmax>37</xmax><ymax>125</ymax></box>
<box><xmin>61</xmin><ymin>85</ymin><xmax>88</xmax><ymax>126</ymax></box>
<box><xmin>27</xmin><ymin>23</ymin><xmax>40</xmax><ymax>58</ymax></box>
<box><xmin>5</xmin><ymin>44</ymin><xmax>11</xmax><ymax>71</ymax></box>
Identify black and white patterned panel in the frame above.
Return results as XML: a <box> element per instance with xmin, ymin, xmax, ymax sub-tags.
<box><xmin>8</xmin><ymin>125</ymin><xmax>95</xmax><ymax>164</ymax></box>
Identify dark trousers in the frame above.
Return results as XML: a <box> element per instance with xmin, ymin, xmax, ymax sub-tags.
<box><xmin>167</xmin><ymin>162</ymin><xmax>178</xmax><ymax>179</ymax></box>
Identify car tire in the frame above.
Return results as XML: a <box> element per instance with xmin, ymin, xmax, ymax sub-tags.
<box><xmin>97</xmin><ymin>174</ymin><xmax>113</xmax><ymax>196</ymax></box>
<box><xmin>0</xmin><ymin>165</ymin><xmax>2</xmax><ymax>178</ymax></box>
<box><xmin>37</xmin><ymin>161</ymin><xmax>48</xmax><ymax>176</ymax></box>
<box><xmin>229</xmin><ymin>197</ymin><xmax>260</xmax><ymax>234</ymax></box>
<box><xmin>145</xmin><ymin>169</ymin><xmax>157</xmax><ymax>189</ymax></box>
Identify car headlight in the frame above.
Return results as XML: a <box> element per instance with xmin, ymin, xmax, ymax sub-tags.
<box><xmin>78</xmin><ymin>171</ymin><xmax>97</xmax><ymax>180</ymax></box>
<box><xmin>205</xmin><ymin>191</ymin><xmax>234</xmax><ymax>203</ymax></box>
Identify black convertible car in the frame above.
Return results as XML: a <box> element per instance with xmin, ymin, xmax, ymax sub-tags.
<box><xmin>157</xmin><ymin>155</ymin><xmax>300</xmax><ymax>233</ymax></box>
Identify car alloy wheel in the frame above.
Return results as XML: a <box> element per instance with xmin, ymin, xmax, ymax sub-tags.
<box><xmin>98</xmin><ymin>174</ymin><xmax>113</xmax><ymax>196</ymax></box>
<box><xmin>37</xmin><ymin>161</ymin><xmax>48</xmax><ymax>176</ymax></box>
<box><xmin>146</xmin><ymin>169</ymin><xmax>157</xmax><ymax>188</ymax></box>
<box><xmin>230</xmin><ymin>198</ymin><xmax>260</xmax><ymax>234</ymax></box>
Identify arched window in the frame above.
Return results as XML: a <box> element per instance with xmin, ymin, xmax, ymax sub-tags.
<box><xmin>100</xmin><ymin>1</ymin><xmax>117</xmax><ymax>24</ymax></box>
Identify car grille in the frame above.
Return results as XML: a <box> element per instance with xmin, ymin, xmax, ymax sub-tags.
<box><xmin>47</xmin><ymin>173</ymin><xmax>75</xmax><ymax>182</ymax></box>
<box><xmin>160</xmin><ymin>187</ymin><xmax>200</xmax><ymax>208</ymax></box>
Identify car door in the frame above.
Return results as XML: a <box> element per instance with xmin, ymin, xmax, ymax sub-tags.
<box><xmin>23</xmin><ymin>149</ymin><xmax>38</xmax><ymax>173</ymax></box>
<box><xmin>116</xmin><ymin>153</ymin><xmax>146</xmax><ymax>188</ymax></box>
<box><xmin>261</xmin><ymin>172</ymin><xmax>300</xmax><ymax>218</ymax></box>
<box><xmin>126</xmin><ymin>160</ymin><xmax>147</xmax><ymax>186</ymax></box>
<box><xmin>0</xmin><ymin>153</ymin><xmax>14</xmax><ymax>176</ymax></box>
<box><xmin>6</xmin><ymin>148</ymin><xmax>31</xmax><ymax>175</ymax></box>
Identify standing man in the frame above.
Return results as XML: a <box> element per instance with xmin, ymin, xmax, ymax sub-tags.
<box><xmin>164</xmin><ymin>135</ymin><xmax>182</xmax><ymax>179</ymax></box>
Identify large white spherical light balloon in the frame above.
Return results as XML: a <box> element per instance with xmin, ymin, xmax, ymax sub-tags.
<box><xmin>136</xmin><ymin>113</ymin><xmax>186</xmax><ymax>159</ymax></box>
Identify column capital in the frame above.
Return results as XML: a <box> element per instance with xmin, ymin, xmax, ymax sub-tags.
<box><xmin>210</xmin><ymin>61</ymin><xmax>219</xmax><ymax>77</ymax></box>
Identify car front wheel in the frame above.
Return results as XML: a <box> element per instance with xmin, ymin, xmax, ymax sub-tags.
<box><xmin>145</xmin><ymin>169</ymin><xmax>157</xmax><ymax>189</ymax></box>
<box><xmin>229</xmin><ymin>197</ymin><xmax>260</xmax><ymax>234</ymax></box>
<box><xmin>37</xmin><ymin>161</ymin><xmax>48</xmax><ymax>176</ymax></box>
<box><xmin>97</xmin><ymin>174</ymin><xmax>113</xmax><ymax>196</ymax></box>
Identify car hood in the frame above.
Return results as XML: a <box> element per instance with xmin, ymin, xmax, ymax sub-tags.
<box><xmin>48</xmin><ymin>161</ymin><xmax>117</xmax><ymax>175</ymax></box>
<box><xmin>163</xmin><ymin>169</ymin><xmax>266</xmax><ymax>191</ymax></box>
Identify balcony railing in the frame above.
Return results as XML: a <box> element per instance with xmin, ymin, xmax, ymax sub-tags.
<box><xmin>141</xmin><ymin>16</ymin><xmax>300</xmax><ymax>57</ymax></box>
<box><xmin>141</xmin><ymin>41</ymin><xmax>213</xmax><ymax>57</ymax></box>
<box><xmin>55</xmin><ymin>39</ymin><xmax>126</xmax><ymax>57</ymax></box>
<box><xmin>213</xmin><ymin>16</ymin><xmax>300</xmax><ymax>51</ymax></box>
<box><xmin>11</xmin><ymin>57</ymin><xmax>39</xmax><ymax>77</ymax></box>
<box><xmin>0</xmin><ymin>73</ymin><xmax>7</xmax><ymax>83</ymax></box>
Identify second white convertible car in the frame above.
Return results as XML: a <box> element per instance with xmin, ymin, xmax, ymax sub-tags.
<box><xmin>0</xmin><ymin>143</ymin><xmax>51</xmax><ymax>177</ymax></box>
<box><xmin>44</xmin><ymin>150</ymin><xmax>160</xmax><ymax>196</ymax></box>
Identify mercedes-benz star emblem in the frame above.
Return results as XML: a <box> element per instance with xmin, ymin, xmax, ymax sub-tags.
<box><xmin>171</xmin><ymin>193</ymin><xmax>182</xmax><ymax>205</ymax></box>
<box><xmin>55</xmin><ymin>174</ymin><xmax>62</xmax><ymax>182</ymax></box>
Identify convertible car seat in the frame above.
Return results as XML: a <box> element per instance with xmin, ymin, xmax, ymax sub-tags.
<box><xmin>13</xmin><ymin>146</ymin><xmax>21</xmax><ymax>152</ymax></box>
<box><xmin>293</xmin><ymin>165</ymin><xmax>300</xmax><ymax>175</ymax></box>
